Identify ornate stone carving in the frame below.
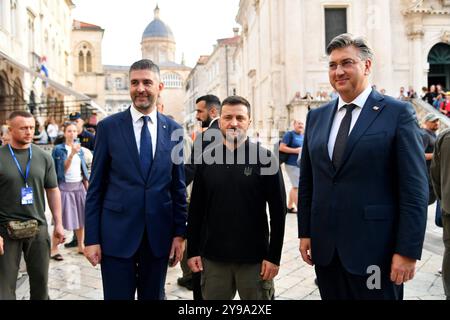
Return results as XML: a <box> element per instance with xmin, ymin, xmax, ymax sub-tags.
<box><xmin>441</xmin><ymin>30</ymin><xmax>450</xmax><ymax>43</ymax></box>
<box><xmin>408</xmin><ymin>29</ymin><xmax>425</xmax><ymax>40</ymax></box>
<box><xmin>442</xmin><ymin>0</ymin><xmax>450</xmax><ymax>8</ymax></box>
<box><xmin>253</xmin><ymin>0</ymin><xmax>260</xmax><ymax>10</ymax></box>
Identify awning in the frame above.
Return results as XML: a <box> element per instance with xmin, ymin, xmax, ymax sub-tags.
<box><xmin>0</xmin><ymin>50</ymin><xmax>107</xmax><ymax>116</ymax></box>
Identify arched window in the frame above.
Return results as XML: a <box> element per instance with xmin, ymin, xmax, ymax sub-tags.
<box><xmin>162</xmin><ymin>73</ymin><xmax>182</xmax><ymax>89</ymax></box>
<box><xmin>115</xmin><ymin>78</ymin><xmax>123</xmax><ymax>90</ymax></box>
<box><xmin>78</xmin><ymin>51</ymin><xmax>85</xmax><ymax>73</ymax></box>
<box><xmin>86</xmin><ymin>51</ymin><xmax>92</xmax><ymax>72</ymax></box>
<box><xmin>77</xmin><ymin>42</ymin><xmax>94</xmax><ymax>73</ymax></box>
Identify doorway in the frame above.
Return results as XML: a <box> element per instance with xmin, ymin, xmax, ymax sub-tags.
<box><xmin>428</xmin><ymin>43</ymin><xmax>450</xmax><ymax>90</ymax></box>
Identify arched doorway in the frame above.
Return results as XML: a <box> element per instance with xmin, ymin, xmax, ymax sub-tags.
<box><xmin>12</xmin><ymin>78</ymin><xmax>24</xmax><ymax>111</ymax></box>
<box><xmin>0</xmin><ymin>72</ymin><xmax>10</xmax><ymax>124</ymax></box>
<box><xmin>428</xmin><ymin>43</ymin><xmax>450</xmax><ymax>90</ymax></box>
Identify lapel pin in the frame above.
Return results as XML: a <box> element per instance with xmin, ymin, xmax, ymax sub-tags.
<box><xmin>163</xmin><ymin>125</ymin><xmax>167</xmax><ymax>129</ymax></box>
<box><xmin>373</xmin><ymin>106</ymin><xmax>380</xmax><ymax>111</ymax></box>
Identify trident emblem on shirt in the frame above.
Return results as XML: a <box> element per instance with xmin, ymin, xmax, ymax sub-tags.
<box><xmin>244</xmin><ymin>167</ymin><xmax>252</xmax><ymax>176</ymax></box>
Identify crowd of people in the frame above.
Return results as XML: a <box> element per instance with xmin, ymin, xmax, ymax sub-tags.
<box><xmin>0</xmin><ymin>32</ymin><xmax>449</xmax><ymax>302</ymax></box>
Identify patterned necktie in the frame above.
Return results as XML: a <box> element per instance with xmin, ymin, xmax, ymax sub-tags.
<box><xmin>332</xmin><ymin>104</ymin><xmax>357</xmax><ymax>169</ymax></box>
<box><xmin>140</xmin><ymin>116</ymin><xmax>153</xmax><ymax>179</ymax></box>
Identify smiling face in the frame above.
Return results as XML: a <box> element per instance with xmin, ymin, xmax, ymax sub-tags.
<box><xmin>219</xmin><ymin>104</ymin><xmax>251</xmax><ymax>146</ymax></box>
<box><xmin>130</xmin><ymin>69</ymin><xmax>164</xmax><ymax>114</ymax></box>
<box><xmin>328</xmin><ymin>45</ymin><xmax>372</xmax><ymax>103</ymax></box>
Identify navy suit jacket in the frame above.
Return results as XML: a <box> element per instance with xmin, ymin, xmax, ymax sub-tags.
<box><xmin>298</xmin><ymin>90</ymin><xmax>428</xmax><ymax>275</ymax></box>
<box><xmin>84</xmin><ymin>108</ymin><xmax>187</xmax><ymax>259</ymax></box>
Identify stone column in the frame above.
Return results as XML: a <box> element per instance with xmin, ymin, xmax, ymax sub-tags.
<box><xmin>408</xmin><ymin>29</ymin><xmax>425</xmax><ymax>93</ymax></box>
<box><xmin>367</xmin><ymin>0</ymin><xmax>394</xmax><ymax>93</ymax></box>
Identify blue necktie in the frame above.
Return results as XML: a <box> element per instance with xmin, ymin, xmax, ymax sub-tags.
<box><xmin>140</xmin><ymin>116</ymin><xmax>153</xmax><ymax>179</ymax></box>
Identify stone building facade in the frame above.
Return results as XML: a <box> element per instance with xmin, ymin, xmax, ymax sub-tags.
<box><xmin>0</xmin><ymin>0</ymin><xmax>76</xmax><ymax>124</ymax></box>
<box><xmin>233</xmin><ymin>0</ymin><xmax>450</xmax><ymax>142</ymax></box>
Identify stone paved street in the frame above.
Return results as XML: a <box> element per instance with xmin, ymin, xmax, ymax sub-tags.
<box><xmin>16</xmin><ymin>203</ymin><xmax>446</xmax><ymax>300</ymax></box>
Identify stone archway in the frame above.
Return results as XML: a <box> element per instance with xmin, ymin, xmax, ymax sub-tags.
<box><xmin>12</xmin><ymin>78</ymin><xmax>25</xmax><ymax>114</ymax></box>
<box><xmin>428</xmin><ymin>43</ymin><xmax>450</xmax><ymax>90</ymax></box>
<box><xmin>0</xmin><ymin>72</ymin><xmax>10</xmax><ymax>124</ymax></box>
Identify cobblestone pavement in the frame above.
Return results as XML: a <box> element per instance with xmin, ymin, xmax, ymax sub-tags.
<box><xmin>15</xmin><ymin>207</ymin><xmax>445</xmax><ymax>300</ymax></box>
<box><xmin>15</xmin><ymin>168</ymin><xmax>446</xmax><ymax>300</ymax></box>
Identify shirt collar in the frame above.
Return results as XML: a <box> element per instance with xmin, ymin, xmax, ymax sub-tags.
<box><xmin>337</xmin><ymin>85</ymin><xmax>373</xmax><ymax>111</ymax></box>
<box><xmin>130</xmin><ymin>104</ymin><xmax>157</xmax><ymax>125</ymax></box>
<box><xmin>209</xmin><ymin>117</ymin><xmax>220</xmax><ymax>128</ymax></box>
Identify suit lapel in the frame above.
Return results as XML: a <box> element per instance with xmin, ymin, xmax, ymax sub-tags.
<box><xmin>147</xmin><ymin>113</ymin><xmax>169</xmax><ymax>180</ymax></box>
<box><xmin>120</xmin><ymin>108</ymin><xmax>145</xmax><ymax>181</ymax></box>
<box><xmin>322</xmin><ymin>100</ymin><xmax>339</xmax><ymax>165</ymax></box>
<box><xmin>334</xmin><ymin>90</ymin><xmax>386</xmax><ymax>175</ymax></box>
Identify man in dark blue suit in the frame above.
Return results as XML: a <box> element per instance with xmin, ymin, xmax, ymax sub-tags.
<box><xmin>84</xmin><ymin>59</ymin><xmax>187</xmax><ymax>300</ymax></box>
<box><xmin>298</xmin><ymin>34</ymin><xmax>428</xmax><ymax>300</ymax></box>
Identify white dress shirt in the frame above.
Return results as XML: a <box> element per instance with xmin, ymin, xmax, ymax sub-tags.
<box><xmin>130</xmin><ymin>105</ymin><xmax>158</xmax><ymax>158</ymax></box>
<box><xmin>327</xmin><ymin>86</ymin><xmax>373</xmax><ymax>160</ymax></box>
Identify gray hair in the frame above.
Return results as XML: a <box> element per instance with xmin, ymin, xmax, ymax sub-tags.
<box><xmin>129</xmin><ymin>59</ymin><xmax>161</xmax><ymax>79</ymax></box>
<box><xmin>326</xmin><ymin>33</ymin><xmax>374</xmax><ymax>61</ymax></box>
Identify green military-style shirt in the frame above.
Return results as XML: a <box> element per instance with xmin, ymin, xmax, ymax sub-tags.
<box><xmin>0</xmin><ymin>145</ymin><xmax>58</xmax><ymax>225</ymax></box>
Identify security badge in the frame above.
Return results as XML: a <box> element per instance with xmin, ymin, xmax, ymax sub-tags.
<box><xmin>21</xmin><ymin>187</ymin><xmax>34</xmax><ymax>205</ymax></box>
<box><xmin>8</xmin><ymin>144</ymin><xmax>34</xmax><ymax>206</ymax></box>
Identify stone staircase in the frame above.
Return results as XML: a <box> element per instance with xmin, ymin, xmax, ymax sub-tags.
<box><xmin>411</xmin><ymin>98</ymin><xmax>450</xmax><ymax>132</ymax></box>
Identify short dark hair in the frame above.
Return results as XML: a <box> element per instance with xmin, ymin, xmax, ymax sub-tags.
<box><xmin>129</xmin><ymin>59</ymin><xmax>161</xmax><ymax>79</ymax></box>
<box><xmin>196</xmin><ymin>95</ymin><xmax>221</xmax><ymax>113</ymax></box>
<box><xmin>221</xmin><ymin>95</ymin><xmax>251</xmax><ymax>118</ymax></box>
<box><xmin>326</xmin><ymin>33</ymin><xmax>374</xmax><ymax>61</ymax></box>
<box><xmin>9</xmin><ymin>111</ymin><xmax>33</xmax><ymax>121</ymax></box>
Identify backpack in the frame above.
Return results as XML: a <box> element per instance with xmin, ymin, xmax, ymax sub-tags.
<box><xmin>275</xmin><ymin>132</ymin><xmax>293</xmax><ymax>165</ymax></box>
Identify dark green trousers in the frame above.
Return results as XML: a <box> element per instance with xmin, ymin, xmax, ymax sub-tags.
<box><xmin>0</xmin><ymin>225</ymin><xmax>50</xmax><ymax>300</ymax></box>
<box><xmin>201</xmin><ymin>258</ymin><xmax>274</xmax><ymax>300</ymax></box>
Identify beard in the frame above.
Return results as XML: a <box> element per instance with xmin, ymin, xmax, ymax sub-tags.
<box><xmin>222</xmin><ymin>129</ymin><xmax>246</xmax><ymax>146</ymax></box>
<box><xmin>201</xmin><ymin>116</ymin><xmax>213</xmax><ymax>128</ymax></box>
<box><xmin>133</xmin><ymin>94</ymin><xmax>156</xmax><ymax>112</ymax></box>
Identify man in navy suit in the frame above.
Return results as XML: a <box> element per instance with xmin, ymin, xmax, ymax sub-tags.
<box><xmin>298</xmin><ymin>34</ymin><xmax>428</xmax><ymax>300</ymax></box>
<box><xmin>84</xmin><ymin>59</ymin><xmax>187</xmax><ymax>300</ymax></box>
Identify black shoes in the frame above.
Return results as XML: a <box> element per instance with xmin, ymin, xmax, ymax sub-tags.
<box><xmin>64</xmin><ymin>238</ymin><xmax>78</xmax><ymax>248</ymax></box>
<box><xmin>177</xmin><ymin>277</ymin><xmax>193</xmax><ymax>291</ymax></box>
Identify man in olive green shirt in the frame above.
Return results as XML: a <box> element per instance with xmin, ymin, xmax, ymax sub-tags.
<box><xmin>431</xmin><ymin>128</ymin><xmax>450</xmax><ymax>300</ymax></box>
<box><xmin>0</xmin><ymin>111</ymin><xmax>65</xmax><ymax>300</ymax></box>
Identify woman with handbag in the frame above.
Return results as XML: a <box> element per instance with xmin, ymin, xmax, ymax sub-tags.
<box><xmin>50</xmin><ymin>122</ymin><xmax>90</xmax><ymax>260</ymax></box>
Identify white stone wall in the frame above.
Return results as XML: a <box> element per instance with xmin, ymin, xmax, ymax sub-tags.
<box><xmin>0</xmin><ymin>0</ymin><xmax>74</xmax><ymax>122</ymax></box>
<box><xmin>234</xmin><ymin>0</ymin><xmax>450</xmax><ymax>140</ymax></box>
<box><xmin>184</xmin><ymin>62</ymin><xmax>208</xmax><ymax>130</ymax></box>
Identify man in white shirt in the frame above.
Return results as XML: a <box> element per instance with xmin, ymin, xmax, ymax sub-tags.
<box><xmin>84</xmin><ymin>59</ymin><xmax>187</xmax><ymax>300</ymax></box>
<box><xmin>297</xmin><ymin>33</ymin><xmax>428</xmax><ymax>300</ymax></box>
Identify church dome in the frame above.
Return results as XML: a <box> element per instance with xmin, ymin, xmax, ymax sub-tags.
<box><xmin>142</xmin><ymin>5</ymin><xmax>174</xmax><ymax>41</ymax></box>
